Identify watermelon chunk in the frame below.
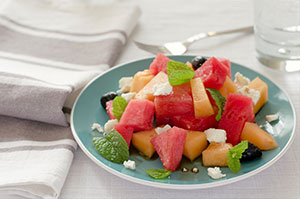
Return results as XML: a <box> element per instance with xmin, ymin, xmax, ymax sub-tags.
<box><xmin>155</xmin><ymin>83</ymin><xmax>193</xmax><ymax>125</ymax></box>
<box><xmin>217</xmin><ymin>57</ymin><xmax>231</xmax><ymax>78</ymax></box>
<box><xmin>151</xmin><ymin>127</ymin><xmax>187</xmax><ymax>171</ymax></box>
<box><xmin>119</xmin><ymin>99</ymin><xmax>155</xmax><ymax>131</ymax></box>
<box><xmin>114</xmin><ymin>124</ymin><xmax>133</xmax><ymax>148</ymax></box>
<box><xmin>194</xmin><ymin>57</ymin><xmax>228</xmax><ymax>90</ymax></box>
<box><xmin>218</xmin><ymin>94</ymin><xmax>255</xmax><ymax>145</ymax></box>
<box><xmin>149</xmin><ymin>53</ymin><xmax>171</xmax><ymax>75</ymax></box>
<box><xmin>171</xmin><ymin>114</ymin><xmax>218</xmax><ymax>131</ymax></box>
<box><xmin>106</xmin><ymin>100</ymin><xmax>116</xmax><ymax>119</ymax></box>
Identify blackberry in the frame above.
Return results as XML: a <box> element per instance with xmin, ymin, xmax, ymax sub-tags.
<box><xmin>100</xmin><ymin>92</ymin><xmax>118</xmax><ymax>109</ymax></box>
<box><xmin>191</xmin><ymin>56</ymin><xmax>207</xmax><ymax>70</ymax></box>
<box><xmin>241</xmin><ymin>142</ymin><xmax>262</xmax><ymax>162</ymax></box>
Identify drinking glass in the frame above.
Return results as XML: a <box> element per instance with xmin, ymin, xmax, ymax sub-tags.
<box><xmin>254</xmin><ymin>0</ymin><xmax>300</xmax><ymax>72</ymax></box>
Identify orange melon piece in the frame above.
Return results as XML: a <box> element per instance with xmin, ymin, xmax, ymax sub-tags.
<box><xmin>241</xmin><ymin>122</ymin><xmax>278</xmax><ymax>150</ymax></box>
<box><xmin>134</xmin><ymin>72</ymin><xmax>169</xmax><ymax>101</ymax></box>
<box><xmin>219</xmin><ymin>76</ymin><xmax>237</xmax><ymax>98</ymax></box>
<box><xmin>183</xmin><ymin>130</ymin><xmax>208</xmax><ymax>161</ymax></box>
<box><xmin>186</xmin><ymin>61</ymin><xmax>194</xmax><ymax>70</ymax></box>
<box><xmin>132</xmin><ymin>129</ymin><xmax>157</xmax><ymax>158</ymax></box>
<box><xmin>130</xmin><ymin>70</ymin><xmax>154</xmax><ymax>93</ymax></box>
<box><xmin>190</xmin><ymin>78</ymin><xmax>215</xmax><ymax>118</ymax></box>
<box><xmin>248</xmin><ymin>77</ymin><xmax>268</xmax><ymax>114</ymax></box>
<box><xmin>202</xmin><ymin>142</ymin><xmax>232</xmax><ymax>167</ymax></box>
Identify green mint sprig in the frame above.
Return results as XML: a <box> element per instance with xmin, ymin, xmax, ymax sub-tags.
<box><xmin>227</xmin><ymin>140</ymin><xmax>248</xmax><ymax>173</ymax></box>
<box><xmin>166</xmin><ymin>61</ymin><xmax>195</xmax><ymax>86</ymax></box>
<box><xmin>206</xmin><ymin>88</ymin><xmax>226</xmax><ymax>121</ymax></box>
<box><xmin>145</xmin><ymin>169</ymin><xmax>171</xmax><ymax>179</ymax></box>
<box><xmin>113</xmin><ymin>96</ymin><xmax>128</xmax><ymax>120</ymax></box>
<box><xmin>93</xmin><ymin>129</ymin><xmax>129</xmax><ymax>164</ymax></box>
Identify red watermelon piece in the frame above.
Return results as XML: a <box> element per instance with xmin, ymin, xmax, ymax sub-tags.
<box><xmin>155</xmin><ymin>115</ymin><xmax>172</xmax><ymax>126</ymax></box>
<box><xmin>218</xmin><ymin>94</ymin><xmax>255</xmax><ymax>145</ymax></box>
<box><xmin>106</xmin><ymin>100</ymin><xmax>116</xmax><ymax>119</ymax></box>
<box><xmin>194</xmin><ymin>57</ymin><xmax>228</xmax><ymax>90</ymax></box>
<box><xmin>217</xmin><ymin>57</ymin><xmax>231</xmax><ymax>78</ymax></box>
<box><xmin>119</xmin><ymin>99</ymin><xmax>155</xmax><ymax>131</ymax></box>
<box><xmin>151</xmin><ymin>127</ymin><xmax>187</xmax><ymax>171</ymax></box>
<box><xmin>114</xmin><ymin>124</ymin><xmax>133</xmax><ymax>148</ymax></box>
<box><xmin>171</xmin><ymin>114</ymin><xmax>218</xmax><ymax>131</ymax></box>
<box><xmin>155</xmin><ymin>83</ymin><xmax>193</xmax><ymax>125</ymax></box>
<box><xmin>149</xmin><ymin>53</ymin><xmax>172</xmax><ymax>75</ymax></box>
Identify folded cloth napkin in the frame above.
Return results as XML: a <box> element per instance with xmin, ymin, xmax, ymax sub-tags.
<box><xmin>0</xmin><ymin>0</ymin><xmax>141</xmax><ymax>198</ymax></box>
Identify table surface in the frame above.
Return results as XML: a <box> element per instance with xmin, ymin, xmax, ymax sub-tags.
<box><xmin>8</xmin><ymin>0</ymin><xmax>300</xmax><ymax>198</ymax></box>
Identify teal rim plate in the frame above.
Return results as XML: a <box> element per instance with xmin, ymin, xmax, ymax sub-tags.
<box><xmin>71</xmin><ymin>55</ymin><xmax>296</xmax><ymax>189</ymax></box>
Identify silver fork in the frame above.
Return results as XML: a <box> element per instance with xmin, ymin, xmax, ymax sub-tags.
<box><xmin>134</xmin><ymin>26</ymin><xmax>253</xmax><ymax>55</ymax></box>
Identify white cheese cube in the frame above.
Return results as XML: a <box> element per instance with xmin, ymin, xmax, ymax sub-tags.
<box><xmin>266</xmin><ymin>114</ymin><xmax>279</xmax><ymax>122</ymax></box>
<box><xmin>91</xmin><ymin>123</ymin><xmax>104</xmax><ymax>133</ymax></box>
<box><xmin>121</xmin><ymin>92</ymin><xmax>136</xmax><ymax>102</ymax></box>
<box><xmin>204</xmin><ymin>128</ymin><xmax>227</xmax><ymax>143</ymax></box>
<box><xmin>104</xmin><ymin>119</ymin><xmax>118</xmax><ymax>133</ymax></box>
<box><xmin>234</xmin><ymin>72</ymin><xmax>250</xmax><ymax>89</ymax></box>
<box><xmin>207</xmin><ymin>167</ymin><xmax>226</xmax><ymax>179</ymax></box>
<box><xmin>123</xmin><ymin>160</ymin><xmax>136</xmax><ymax>170</ymax></box>
<box><xmin>237</xmin><ymin>86</ymin><xmax>261</xmax><ymax>105</ymax></box>
<box><xmin>118</xmin><ymin>77</ymin><xmax>133</xmax><ymax>93</ymax></box>
<box><xmin>152</xmin><ymin>82</ymin><xmax>173</xmax><ymax>96</ymax></box>
<box><xmin>155</xmin><ymin>124</ymin><xmax>172</xmax><ymax>135</ymax></box>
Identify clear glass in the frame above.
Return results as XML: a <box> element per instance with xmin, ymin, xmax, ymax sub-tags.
<box><xmin>254</xmin><ymin>0</ymin><xmax>300</xmax><ymax>72</ymax></box>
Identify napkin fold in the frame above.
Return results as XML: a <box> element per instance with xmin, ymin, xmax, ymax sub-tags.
<box><xmin>0</xmin><ymin>0</ymin><xmax>141</xmax><ymax>198</ymax></box>
<box><xmin>0</xmin><ymin>115</ymin><xmax>76</xmax><ymax>199</ymax></box>
<box><xmin>0</xmin><ymin>0</ymin><xmax>141</xmax><ymax>125</ymax></box>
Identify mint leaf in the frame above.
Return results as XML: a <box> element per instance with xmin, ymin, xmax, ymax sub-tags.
<box><xmin>145</xmin><ymin>169</ymin><xmax>171</xmax><ymax>179</ymax></box>
<box><xmin>167</xmin><ymin>61</ymin><xmax>195</xmax><ymax>86</ymax></box>
<box><xmin>227</xmin><ymin>153</ymin><xmax>241</xmax><ymax>173</ymax></box>
<box><xmin>113</xmin><ymin>96</ymin><xmax>128</xmax><ymax>120</ymax></box>
<box><xmin>93</xmin><ymin>129</ymin><xmax>129</xmax><ymax>163</ymax></box>
<box><xmin>166</xmin><ymin>61</ymin><xmax>194</xmax><ymax>74</ymax></box>
<box><xmin>206</xmin><ymin>88</ymin><xmax>226</xmax><ymax>121</ymax></box>
<box><xmin>227</xmin><ymin>140</ymin><xmax>248</xmax><ymax>173</ymax></box>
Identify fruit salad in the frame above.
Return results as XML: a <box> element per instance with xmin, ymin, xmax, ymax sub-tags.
<box><xmin>93</xmin><ymin>54</ymin><xmax>278</xmax><ymax>179</ymax></box>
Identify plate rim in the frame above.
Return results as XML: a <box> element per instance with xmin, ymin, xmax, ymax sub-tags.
<box><xmin>70</xmin><ymin>55</ymin><xmax>297</xmax><ymax>189</ymax></box>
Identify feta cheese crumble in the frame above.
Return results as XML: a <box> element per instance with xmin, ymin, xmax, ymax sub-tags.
<box><xmin>237</xmin><ymin>86</ymin><xmax>261</xmax><ymax>105</ymax></box>
<box><xmin>121</xmin><ymin>92</ymin><xmax>136</xmax><ymax>102</ymax></box>
<box><xmin>152</xmin><ymin>82</ymin><xmax>173</xmax><ymax>96</ymax></box>
<box><xmin>234</xmin><ymin>72</ymin><xmax>261</xmax><ymax>105</ymax></box>
<box><xmin>155</xmin><ymin>124</ymin><xmax>172</xmax><ymax>135</ymax></box>
<box><xmin>234</xmin><ymin>72</ymin><xmax>250</xmax><ymax>89</ymax></box>
<box><xmin>207</xmin><ymin>167</ymin><xmax>226</xmax><ymax>179</ymax></box>
<box><xmin>204</xmin><ymin>128</ymin><xmax>227</xmax><ymax>143</ymax></box>
<box><xmin>104</xmin><ymin>119</ymin><xmax>118</xmax><ymax>133</ymax></box>
<box><xmin>91</xmin><ymin>123</ymin><xmax>104</xmax><ymax>133</ymax></box>
<box><xmin>123</xmin><ymin>160</ymin><xmax>136</xmax><ymax>170</ymax></box>
<box><xmin>118</xmin><ymin>77</ymin><xmax>133</xmax><ymax>93</ymax></box>
<box><xmin>266</xmin><ymin>114</ymin><xmax>279</xmax><ymax>122</ymax></box>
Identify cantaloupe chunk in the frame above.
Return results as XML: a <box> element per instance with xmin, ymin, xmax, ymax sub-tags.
<box><xmin>241</xmin><ymin>122</ymin><xmax>278</xmax><ymax>150</ymax></box>
<box><xmin>190</xmin><ymin>78</ymin><xmax>215</xmax><ymax>118</ymax></box>
<box><xmin>130</xmin><ymin>70</ymin><xmax>154</xmax><ymax>93</ymax></box>
<box><xmin>134</xmin><ymin>72</ymin><xmax>169</xmax><ymax>101</ymax></box>
<box><xmin>183</xmin><ymin>130</ymin><xmax>208</xmax><ymax>161</ymax></box>
<box><xmin>219</xmin><ymin>76</ymin><xmax>237</xmax><ymax>98</ymax></box>
<box><xmin>202</xmin><ymin>142</ymin><xmax>232</xmax><ymax>167</ymax></box>
<box><xmin>132</xmin><ymin>129</ymin><xmax>157</xmax><ymax>158</ymax></box>
<box><xmin>186</xmin><ymin>61</ymin><xmax>194</xmax><ymax>70</ymax></box>
<box><xmin>248</xmin><ymin>77</ymin><xmax>268</xmax><ymax>114</ymax></box>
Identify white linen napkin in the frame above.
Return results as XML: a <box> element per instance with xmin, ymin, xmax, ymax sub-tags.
<box><xmin>0</xmin><ymin>0</ymin><xmax>141</xmax><ymax>198</ymax></box>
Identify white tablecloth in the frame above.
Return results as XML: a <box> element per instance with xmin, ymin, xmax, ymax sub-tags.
<box><xmin>7</xmin><ymin>0</ymin><xmax>300</xmax><ymax>198</ymax></box>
